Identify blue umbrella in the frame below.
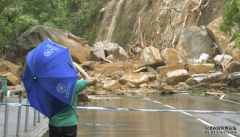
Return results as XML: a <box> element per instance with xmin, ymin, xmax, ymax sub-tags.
<box><xmin>22</xmin><ymin>39</ymin><xmax>79</xmax><ymax>118</ymax></box>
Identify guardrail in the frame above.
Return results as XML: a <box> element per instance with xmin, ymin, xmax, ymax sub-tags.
<box><xmin>3</xmin><ymin>89</ymin><xmax>41</xmax><ymax>137</ymax></box>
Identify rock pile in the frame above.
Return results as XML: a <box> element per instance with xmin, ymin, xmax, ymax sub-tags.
<box><xmin>1</xmin><ymin>17</ymin><xmax>240</xmax><ymax>100</ymax></box>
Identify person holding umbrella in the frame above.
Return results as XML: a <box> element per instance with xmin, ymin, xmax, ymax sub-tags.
<box><xmin>49</xmin><ymin>62</ymin><xmax>97</xmax><ymax>137</ymax></box>
<box><xmin>22</xmin><ymin>39</ymin><xmax>97</xmax><ymax>137</ymax></box>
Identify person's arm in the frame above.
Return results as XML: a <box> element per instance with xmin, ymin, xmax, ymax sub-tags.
<box><xmin>73</xmin><ymin>62</ymin><xmax>97</xmax><ymax>86</ymax></box>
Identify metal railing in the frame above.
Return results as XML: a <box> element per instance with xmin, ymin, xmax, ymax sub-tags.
<box><xmin>3</xmin><ymin>89</ymin><xmax>42</xmax><ymax>137</ymax></box>
<box><xmin>0</xmin><ymin>90</ymin><xmax>3</xmax><ymax>110</ymax></box>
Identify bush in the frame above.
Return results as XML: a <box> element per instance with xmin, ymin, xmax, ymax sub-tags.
<box><xmin>220</xmin><ymin>0</ymin><xmax>240</xmax><ymax>47</ymax></box>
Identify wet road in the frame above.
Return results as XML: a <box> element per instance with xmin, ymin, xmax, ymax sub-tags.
<box><xmin>76</xmin><ymin>94</ymin><xmax>240</xmax><ymax>137</ymax></box>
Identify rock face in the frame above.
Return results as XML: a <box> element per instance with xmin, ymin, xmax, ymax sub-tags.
<box><xmin>161</xmin><ymin>48</ymin><xmax>183</xmax><ymax>65</ymax></box>
<box><xmin>1</xmin><ymin>25</ymin><xmax>90</xmax><ymax>64</ymax></box>
<box><xmin>94</xmin><ymin>0</ymin><xmax>225</xmax><ymax>48</ymax></box>
<box><xmin>138</xmin><ymin>46</ymin><xmax>164</xmax><ymax>68</ymax></box>
<box><xmin>206</xmin><ymin>17</ymin><xmax>235</xmax><ymax>54</ymax></box>
<box><xmin>176</xmin><ymin>26</ymin><xmax>214</xmax><ymax>61</ymax></box>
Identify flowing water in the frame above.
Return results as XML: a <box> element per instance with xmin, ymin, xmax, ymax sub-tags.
<box><xmin>76</xmin><ymin>94</ymin><xmax>240</xmax><ymax>137</ymax></box>
<box><xmin>106</xmin><ymin>0</ymin><xmax>124</xmax><ymax>42</ymax></box>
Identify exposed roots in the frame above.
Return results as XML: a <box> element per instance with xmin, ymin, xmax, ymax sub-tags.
<box><xmin>182</xmin><ymin>0</ymin><xmax>212</xmax><ymax>30</ymax></box>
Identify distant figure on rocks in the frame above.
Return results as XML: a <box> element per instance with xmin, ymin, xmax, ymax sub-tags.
<box><xmin>48</xmin><ymin>62</ymin><xmax>97</xmax><ymax>137</ymax></box>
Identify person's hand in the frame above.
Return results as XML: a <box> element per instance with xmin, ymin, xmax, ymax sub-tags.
<box><xmin>89</xmin><ymin>77</ymin><xmax>97</xmax><ymax>86</ymax></box>
<box><xmin>73</xmin><ymin>62</ymin><xmax>97</xmax><ymax>86</ymax></box>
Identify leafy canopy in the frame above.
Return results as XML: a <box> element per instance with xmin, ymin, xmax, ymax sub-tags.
<box><xmin>0</xmin><ymin>0</ymin><xmax>105</xmax><ymax>47</ymax></box>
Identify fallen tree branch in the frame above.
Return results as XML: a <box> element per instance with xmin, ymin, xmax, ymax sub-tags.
<box><xmin>133</xmin><ymin>66</ymin><xmax>148</xmax><ymax>73</ymax></box>
<box><xmin>182</xmin><ymin>0</ymin><xmax>212</xmax><ymax>30</ymax></box>
<box><xmin>67</xmin><ymin>33</ymin><xmax>87</xmax><ymax>44</ymax></box>
<box><xmin>138</xmin><ymin>17</ymin><xmax>145</xmax><ymax>48</ymax></box>
<box><xmin>190</xmin><ymin>0</ymin><xmax>203</xmax><ymax>12</ymax></box>
<box><xmin>156</xmin><ymin>0</ymin><xmax>175</xmax><ymax>36</ymax></box>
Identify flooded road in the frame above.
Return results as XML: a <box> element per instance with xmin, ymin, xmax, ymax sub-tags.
<box><xmin>76</xmin><ymin>94</ymin><xmax>240</xmax><ymax>137</ymax></box>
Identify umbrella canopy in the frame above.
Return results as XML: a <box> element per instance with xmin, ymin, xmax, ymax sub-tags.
<box><xmin>22</xmin><ymin>39</ymin><xmax>79</xmax><ymax>118</ymax></box>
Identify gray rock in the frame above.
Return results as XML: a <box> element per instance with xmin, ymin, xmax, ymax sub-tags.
<box><xmin>176</xmin><ymin>26</ymin><xmax>214</xmax><ymax>61</ymax></box>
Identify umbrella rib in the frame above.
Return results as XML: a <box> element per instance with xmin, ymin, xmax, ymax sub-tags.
<box><xmin>37</xmin><ymin>76</ymin><xmax>79</xmax><ymax>80</ymax></box>
<box><xmin>37</xmin><ymin>49</ymin><xmax>68</xmax><ymax>76</ymax></box>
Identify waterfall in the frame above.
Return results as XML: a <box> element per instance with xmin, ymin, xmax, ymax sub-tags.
<box><xmin>106</xmin><ymin>0</ymin><xmax>124</xmax><ymax>42</ymax></box>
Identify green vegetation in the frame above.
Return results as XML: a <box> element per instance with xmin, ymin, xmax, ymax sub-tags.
<box><xmin>0</xmin><ymin>0</ymin><xmax>106</xmax><ymax>47</ymax></box>
<box><xmin>93</xmin><ymin>85</ymin><xmax>98</xmax><ymax>91</ymax></box>
<box><xmin>188</xmin><ymin>89</ymin><xmax>202</xmax><ymax>95</ymax></box>
<box><xmin>220</xmin><ymin>0</ymin><xmax>240</xmax><ymax>47</ymax></box>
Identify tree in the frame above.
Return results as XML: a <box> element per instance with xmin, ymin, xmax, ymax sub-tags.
<box><xmin>220</xmin><ymin>0</ymin><xmax>240</xmax><ymax>47</ymax></box>
<box><xmin>0</xmin><ymin>0</ymin><xmax>106</xmax><ymax>47</ymax></box>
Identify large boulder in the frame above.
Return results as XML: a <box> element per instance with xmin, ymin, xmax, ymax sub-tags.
<box><xmin>165</xmin><ymin>69</ymin><xmax>190</xmax><ymax>85</ymax></box>
<box><xmin>160</xmin><ymin>48</ymin><xmax>183</xmax><ymax>65</ymax></box>
<box><xmin>206</xmin><ymin>17</ymin><xmax>236</xmax><ymax>54</ymax></box>
<box><xmin>106</xmin><ymin>54</ymin><xmax>117</xmax><ymax>62</ymax></box>
<box><xmin>0</xmin><ymin>60</ymin><xmax>21</xmax><ymax>78</ymax></box>
<box><xmin>225</xmin><ymin>61</ymin><xmax>240</xmax><ymax>74</ymax></box>
<box><xmin>213</xmin><ymin>54</ymin><xmax>233</xmax><ymax>69</ymax></box>
<box><xmin>138</xmin><ymin>46</ymin><xmax>164</xmax><ymax>68</ymax></box>
<box><xmin>88</xmin><ymin>41</ymin><xmax>128</xmax><ymax>61</ymax></box>
<box><xmin>92</xmin><ymin>62</ymin><xmax>135</xmax><ymax>75</ymax></box>
<box><xmin>119</xmin><ymin>73</ymin><xmax>149</xmax><ymax>87</ymax></box>
<box><xmin>157</xmin><ymin>64</ymin><xmax>187</xmax><ymax>78</ymax></box>
<box><xmin>6</xmin><ymin>72</ymin><xmax>20</xmax><ymax>86</ymax></box>
<box><xmin>189</xmin><ymin>64</ymin><xmax>215</xmax><ymax>74</ymax></box>
<box><xmin>103</xmin><ymin>80</ymin><xmax>121</xmax><ymax>92</ymax></box>
<box><xmin>226</xmin><ymin>41</ymin><xmax>240</xmax><ymax>62</ymax></box>
<box><xmin>192</xmin><ymin>72</ymin><xmax>224</xmax><ymax>83</ymax></box>
<box><xmin>1</xmin><ymin>25</ymin><xmax>90</xmax><ymax>64</ymax></box>
<box><xmin>186</xmin><ymin>78</ymin><xmax>197</xmax><ymax>86</ymax></box>
<box><xmin>118</xmin><ymin>46</ymin><xmax>129</xmax><ymax>61</ymax></box>
<box><xmin>176</xmin><ymin>26</ymin><xmax>214</xmax><ymax>61</ymax></box>
<box><xmin>89</xmin><ymin>42</ymin><xmax>106</xmax><ymax>60</ymax></box>
<box><xmin>140</xmin><ymin>72</ymin><xmax>156</xmax><ymax>82</ymax></box>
